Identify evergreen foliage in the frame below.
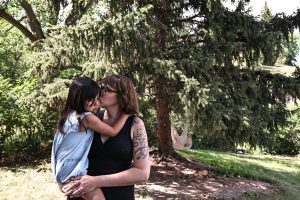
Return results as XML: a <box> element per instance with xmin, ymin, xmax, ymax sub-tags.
<box><xmin>261</xmin><ymin>0</ymin><xmax>272</xmax><ymax>22</ymax></box>
<box><xmin>281</xmin><ymin>33</ymin><xmax>300</xmax><ymax>66</ymax></box>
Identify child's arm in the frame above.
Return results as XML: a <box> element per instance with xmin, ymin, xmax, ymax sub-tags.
<box><xmin>82</xmin><ymin>188</ymin><xmax>105</xmax><ymax>200</ymax></box>
<box><xmin>83</xmin><ymin>113</ymin><xmax>129</xmax><ymax>137</ymax></box>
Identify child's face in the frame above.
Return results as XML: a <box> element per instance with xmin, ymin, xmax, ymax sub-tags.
<box><xmin>84</xmin><ymin>95</ymin><xmax>101</xmax><ymax>113</ymax></box>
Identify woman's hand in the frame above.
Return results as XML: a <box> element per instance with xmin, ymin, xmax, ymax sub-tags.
<box><xmin>62</xmin><ymin>176</ymin><xmax>97</xmax><ymax>197</ymax></box>
<box><xmin>62</xmin><ymin>175</ymin><xmax>97</xmax><ymax>197</ymax></box>
<box><xmin>61</xmin><ymin>179</ymin><xmax>81</xmax><ymax>197</ymax></box>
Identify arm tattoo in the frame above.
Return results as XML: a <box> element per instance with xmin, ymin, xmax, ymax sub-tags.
<box><xmin>133</xmin><ymin>118</ymin><xmax>148</xmax><ymax>160</ymax></box>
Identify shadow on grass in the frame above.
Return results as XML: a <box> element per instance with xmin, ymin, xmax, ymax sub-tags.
<box><xmin>136</xmin><ymin>153</ymin><xmax>277</xmax><ymax>200</ymax></box>
<box><xmin>0</xmin><ymin>150</ymin><xmax>51</xmax><ymax>173</ymax></box>
<box><xmin>179</xmin><ymin>150</ymin><xmax>300</xmax><ymax>199</ymax></box>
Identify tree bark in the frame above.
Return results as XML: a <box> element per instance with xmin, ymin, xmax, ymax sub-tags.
<box><xmin>153</xmin><ymin>2</ymin><xmax>174</xmax><ymax>155</ymax></box>
<box><xmin>155</xmin><ymin>84</ymin><xmax>174</xmax><ymax>154</ymax></box>
<box><xmin>0</xmin><ymin>8</ymin><xmax>37</xmax><ymax>42</ymax></box>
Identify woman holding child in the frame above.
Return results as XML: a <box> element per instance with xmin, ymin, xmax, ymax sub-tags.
<box><xmin>61</xmin><ymin>75</ymin><xmax>150</xmax><ymax>200</ymax></box>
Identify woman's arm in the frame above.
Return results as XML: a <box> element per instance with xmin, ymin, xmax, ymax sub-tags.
<box><xmin>83</xmin><ymin>113</ymin><xmax>129</xmax><ymax>137</ymax></box>
<box><xmin>63</xmin><ymin>117</ymin><xmax>150</xmax><ymax>196</ymax></box>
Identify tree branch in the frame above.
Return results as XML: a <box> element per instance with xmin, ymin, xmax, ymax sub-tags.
<box><xmin>20</xmin><ymin>0</ymin><xmax>45</xmax><ymax>39</ymax></box>
<box><xmin>65</xmin><ymin>0</ymin><xmax>95</xmax><ymax>26</ymax></box>
<box><xmin>48</xmin><ymin>0</ymin><xmax>64</xmax><ymax>25</ymax></box>
<box><xmin>5</xmin><ymin>16</ymin><xmax>27</xmax><ymax>32</ymax></box>
<box><xmin>0</xmin><ymin>8</ymin><xmax>38</xmax><ymax>42</ymax></box>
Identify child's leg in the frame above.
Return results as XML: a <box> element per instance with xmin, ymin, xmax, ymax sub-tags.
<box><xmin>82</xmin><ymin>188</ymin><xmax>105</xmax><ymax>200</ymax></box>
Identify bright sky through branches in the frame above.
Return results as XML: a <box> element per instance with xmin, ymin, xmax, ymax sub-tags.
<box><xmin>248</xmin><ymin>0</ymin><xmax>300</xmax><ymax>16</ymax></box>
<box><xmin>223</xmin><ymin>0</ymin><xmax>300</xmax><ymax>63</ymax></box>
<box><xmin>224</xmin><ymin>0</ymin><xmax>300</xmax><ymax>16</ymax></box>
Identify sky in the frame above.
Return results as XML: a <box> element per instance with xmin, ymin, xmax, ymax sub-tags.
<box><xmin>246</xmin><ymin>0</ymin><xmax>300</xmax><ymax>16</ymax></box>
<box><xmin>224</xmin><ymin>0</ymin><xmax>300</xmax><ymax>16</ymax></box>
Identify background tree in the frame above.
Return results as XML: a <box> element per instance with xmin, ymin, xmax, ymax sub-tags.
<box><xmin>261</xmin><ymin>0</ymin><xmax>272</xmax><ymax>22</ymax></box>
<box><xmin>260</xmin><ymin>0</ymin><xmax>283</xmax><ymax>66</ymax></box>
<box><xmin>283</xmin><ymin>33</ymin><xmax>300</xmax><ymax>66</ymax></box>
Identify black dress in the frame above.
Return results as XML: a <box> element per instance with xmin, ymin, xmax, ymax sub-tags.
<box><xmin>87</xmin><ymin>114</ymin><xmax>135</xmax><ymax>200</ymax></box>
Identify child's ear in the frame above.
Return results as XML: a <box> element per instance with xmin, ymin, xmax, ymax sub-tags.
<box><xmin>85</xmin><ymin>100</ymin><xmax>93</xmax><ymax>107</ymax></box>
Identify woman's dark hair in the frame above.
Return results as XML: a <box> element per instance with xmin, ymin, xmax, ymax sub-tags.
<box><xmin>57</xmin><ymin>77</ymin><xmax>101</xmax><ymax>133</ymax></box>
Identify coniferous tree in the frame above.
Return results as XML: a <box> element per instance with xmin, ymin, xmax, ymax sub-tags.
<box><xmin>1</xmin><ymin>0</ymin><xmax>300</xmax><ymax>155</ymax></box>
<box><xmin>261</xmin><ymin>1</ymin><xmax>272</xmax><ymax>22</ymax></box>
<box><xmin>260</xmin><ymin>0</ymin><xmax>282</xmax><ymax>66</ymax></box>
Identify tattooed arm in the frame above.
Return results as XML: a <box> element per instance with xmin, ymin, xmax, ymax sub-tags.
<box><xmin>131</xmin><ymin>117</ymin><xmax>150</xmax><ymax>177</ymax></box>
<box><xmin>62</xmin><ymin>117</ymin><xmax>150</xmax><ymax>196</ymax></box>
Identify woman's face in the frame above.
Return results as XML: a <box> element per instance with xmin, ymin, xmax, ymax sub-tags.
<box><xmin>99</xmin><ymin>84</ymin><xmax>118</xmax><ymax>108</ymax></box>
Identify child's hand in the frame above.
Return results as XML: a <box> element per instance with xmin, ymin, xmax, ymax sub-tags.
<box><xmin>92</xmin><ymin>107</ymin><xmax>100</xmax><ymax>114</ymax></box>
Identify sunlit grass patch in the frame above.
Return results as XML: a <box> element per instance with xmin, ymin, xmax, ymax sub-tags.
<box><xmin>0</xmin><ymin>161</ymin><xmax>64</xmax><ymax>200</ymax></box>
<box><xmin>178</xmin><ymin>149</ymin><xmax>300</xmax><ymax>200</ymax></box>
<box><xmin>0</xmin><ymin>160</ymin><xmax>152</xmax><ymax>200</ymax></box>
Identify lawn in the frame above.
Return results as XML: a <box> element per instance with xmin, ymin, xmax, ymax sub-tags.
<box><xmin>178</xmin><ymin>149</ymin><xmax>300</xmax><ymax>200</ymax></box>
<box><xmin>0</xmin><ymin>150</ymin><xmax>299</xmax><ymax>200</ymax></box>
<box><xmin>0</xmin><ymin>160</ymin><xmax>151</xmax><ymax>200</ymax></box>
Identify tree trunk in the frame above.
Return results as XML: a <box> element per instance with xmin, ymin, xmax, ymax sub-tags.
<box><xmin>155</xmin><ymin>84</ymin><xmax>174</xmax><ymax>154</ymax></box>
<box><xmin>153</xmin><ymin>3</ymin><xmax>174</xmax><ymax>155</ymax></box>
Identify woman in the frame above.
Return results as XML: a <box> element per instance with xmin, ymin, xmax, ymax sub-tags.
<box><xmin>63</xmin><ymin>75</ymin><xmax>150</xmax><ymax>200</ymax></box>
<box><xmin>51</xmin><ymin>76</ymin><xmax>129</xmax><ymax>200</ymax></box>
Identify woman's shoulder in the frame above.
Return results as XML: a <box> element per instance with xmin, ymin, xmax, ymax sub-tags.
<box><xmin>131</xmin><ymin>116</ymin><xmax>145</xmax><ymax>128</ymax></box>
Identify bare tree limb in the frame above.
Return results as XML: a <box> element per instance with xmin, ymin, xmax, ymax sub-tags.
<box><xmin>20</xmin><ymin>0</ymin><xmax>45</xmax><ymax>39</ymax></box>
<box><xmin>0</xmin><ymin>8</ymin><xmax>38</xmax><ymax>42</ymax></box>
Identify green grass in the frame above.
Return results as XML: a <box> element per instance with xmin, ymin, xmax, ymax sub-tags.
<box><xmin>0</xmin><ymin>160</ymin><xmax>151</xmax><ymax>200</ymax></box>
<box><xmin>260</xmin><ymin>65</ymin><xmax>295</xmax><ymax>77</ymax></box>
<box><xmin>178</xmin><ymin>149</ymin><xmax>300</xmax><ymax>200</ymax></box>
<box><xmin>0</xmin><ymin>161</ymin><xmax>64</xmax><ymax>200</ymax></box>
<box><xmin>1</xmin><ymin>151</ymin><xmax>299</xmax><ymax>199</ymax></box>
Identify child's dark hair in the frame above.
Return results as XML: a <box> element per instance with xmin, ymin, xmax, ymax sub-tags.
<box><xmin>57</xmin><ymin>77</ymin><xmax>100</xmax><ymax>133</ymax></box>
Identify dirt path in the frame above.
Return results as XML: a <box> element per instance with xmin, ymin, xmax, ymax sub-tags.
<box><xmin>136</xmin><ymin>153</ymin><xmax>278</xmax><ymax>200</ymax></box>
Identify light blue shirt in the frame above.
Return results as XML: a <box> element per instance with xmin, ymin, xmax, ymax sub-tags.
<box><xmin>51</xmin><ymin>111</ymin><xmax>94</xmax><ymax>183</ymax></box>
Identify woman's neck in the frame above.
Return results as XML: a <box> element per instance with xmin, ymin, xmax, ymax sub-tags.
<box><xmin>105</xmin><ymin>106</ymin><xmax>122</xmax><ymax>123</ymax></box>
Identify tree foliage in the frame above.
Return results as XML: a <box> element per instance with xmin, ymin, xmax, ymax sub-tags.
<box><xmin>261</xmin><ymin>0</ymin><xmax>272</xmax><ymax>22</ymax></box>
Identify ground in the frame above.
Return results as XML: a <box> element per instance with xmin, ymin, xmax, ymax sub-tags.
<box><xmin>136</xmin><ymin>152</ymin><xmax>278</xmax><ymax>200</ymax></box>
<box><xmin>0</xmin><ymin>152</ymin><xmax>279</xmax><ymax>200</ymax></box>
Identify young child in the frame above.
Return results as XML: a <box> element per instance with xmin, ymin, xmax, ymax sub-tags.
<box><xmin>51</xmin><ymin>77</ymin><xmax>128</xmax><ymax>200</ymax></box>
